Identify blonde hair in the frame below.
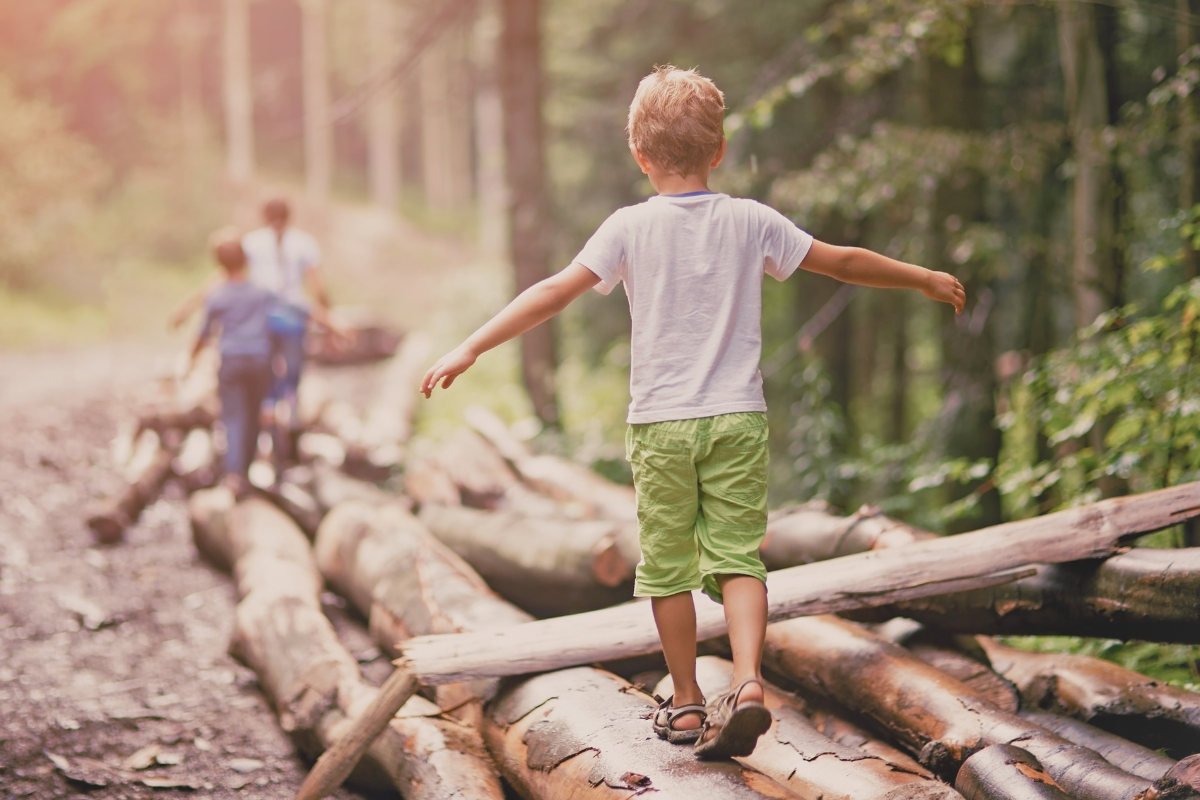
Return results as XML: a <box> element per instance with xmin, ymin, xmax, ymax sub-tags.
<box><xmin>627</xmin><ymin>65</ymin><xmax>726</xmax><ymax>177</ymax></box>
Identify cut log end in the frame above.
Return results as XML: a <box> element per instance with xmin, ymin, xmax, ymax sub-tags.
<box><xmin>591</xmin><ymin>536</ymin><xmax>632</xmax><ymax>587</ymax></box>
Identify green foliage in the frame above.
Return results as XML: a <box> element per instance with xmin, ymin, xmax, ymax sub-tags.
<box><xmin>999</xmin><ymin>635</ymin><xmax>1200</xmax><ymax>692</ymax></box>
<box><xmin>995</xmin><ymin>278</ymin><xmax>1200</xmax><ymax>519</ymax></box>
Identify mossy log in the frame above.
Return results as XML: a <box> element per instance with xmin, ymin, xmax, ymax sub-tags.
<box><xmin>846</xmin><ymin>548</ymin><xmax>1200</xmax><ymax>644</ymax></box>
<box><xmin>187</xmin><ymin>489</ymin><xmax>503</xmax><ymax>800</ymax></box>
<box><xmin>657</xmin><ymin>656</ymin><xmax>963</xmax><ymax>800</ymax></box>
<box><xmin>762</xmin><ymin>615</ymin><xmax>1190</xmax><ymax>799</ymax></box>
<box><xmin>977</xmin><ymin>636</ymin><xmax>1200</xmax><ymax>758</ymax></box>
<box><xmin>483</xmin><ymin>666</ymin><xmax>804</xmax><ymax>800</ymax></box>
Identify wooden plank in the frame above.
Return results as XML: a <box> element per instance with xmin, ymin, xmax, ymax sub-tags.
<box><xmin>399</xmin><ymin>481</ymin><xmax>1200</xmax><ymax>685</ymax></box>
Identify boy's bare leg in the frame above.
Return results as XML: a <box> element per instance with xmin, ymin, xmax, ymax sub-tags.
<box><xmin>716</xmin><ymin>574</ymin><xmax>766</xmax><ymax>706</ymax></box>
<box><xmin>651</xmin><ymin>591</ymin><xmax>704</xmax><ymax>730</ymax></box>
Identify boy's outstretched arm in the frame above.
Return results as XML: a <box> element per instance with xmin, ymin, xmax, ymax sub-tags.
<box><xmin>422</xmin><ymin>262</ymin><xmax>600</xmax><ymax>397</ymax></box>
<box><xmin>801</xmin><ymin>240</ymin><xmax>966</xmax><ymax>314</ymax></box>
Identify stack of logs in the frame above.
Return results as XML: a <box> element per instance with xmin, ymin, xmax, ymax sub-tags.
<box><xmin>92</xmin><ymin>335</ymin><xmax>1200</xmax><ymax>800</ymax></box>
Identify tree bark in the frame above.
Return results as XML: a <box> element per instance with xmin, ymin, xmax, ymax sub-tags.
<box><xmin>844</xmin><ymin>548</ymin><xmax>1200</xmax><ymax>644</ymax></box>
<box><xmin>483</xmin><ymin>666</ymin><xmax>805</xmax><ymax>799</ymax></box>
<box><xmin>366</xmin><ymin>0</ymin><xmax>399</xmax><ymax>211</ymax></box>
<box><xmin>222</xmin><ymin>0</ymin><xmax>253</xmax><ymax>182</ymax></box>
<box><xmin>976</xmin><ymin>636</ymin><xmax>1200</xmax><ymax>758</ymax></box>
<box><xmin>419</xmin><ymin>23</ymin><xmax>473</xmax><ymax>212</ymax></box>
<box><xmin>417</xmin><ymin>503</ymin><xmax>634</xmax><ymax>616</ymax></box>
<box><xmin>1057</xmin><ymin>0</ymin><xmax>1117</xmax><ymax>328</ymax></box>
<box><xmin>398</xmin><ymin>482</ymin><xmax>1200</xmax><ymax>686</ymax></box>
<box><xmin>187</xmin><ymin>489</ymin><xmax>503</xmax><ymax>800</ymax></box>
<box><xmin>314</xmin><ymin>498</ymin><xmax>531</xmax><ymax>725</ymax></box>
<box><xmin>1018</xmin><ymin>711</ymin><xmax>1178</xmax><ymax>782</ymax></box>
<box><xmin>88</xmin><ymin>430</ymin><xmax>180</xmax><ymax>544</ymax></box>
<box><xmin>761</xmin><ymin>501</ymin><xmax>935</xmax><ymax>570</ymax></box>
<box><xmin>465</xmin><ymin>405</ymin><xmax>637</xmax><ymax>521</ymax></box>
<box><xmin>499</xmin><ymin>0</ymin><xmax>559</xmax><ymax>426</ymax></box>
<box><xmin>802</xmin><ymin>695</ymin><xmax>936</xmax><ymax>777</ymax></box>
<box><xmin>905</xmin><ymin>642</ymin><xmax>1020</xmax><ymax>714</ymax></box>
<box><xmin>301</xmin><ymin>0</ymin><xmax>332</xmax><ymax>204</ymax></box>
<box><xmin>761</xmin><ymin>615</ymin><xmax>1183</xmax><ymax>799</ymax></box>
<box><xmin>657</xmin><ymin>656</ymin><xmax>964</xmax><ymax>800</ymax></box>
<box><xmin>954</xmin><ymin>745</ymin><xmax>1072</xmax><ymax>800</ymax></box>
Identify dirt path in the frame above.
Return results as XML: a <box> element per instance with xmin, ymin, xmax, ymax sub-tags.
<box><xmin>0</xmin><ymin>198</ymin><xmax>482</xmax><ymax>798</ymax></box>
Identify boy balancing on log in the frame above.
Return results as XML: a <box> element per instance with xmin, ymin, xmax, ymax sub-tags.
<box><xmin>421</xmin><ymin>65</ymin><xmax>965</xmax><ymax>759</ymax></box>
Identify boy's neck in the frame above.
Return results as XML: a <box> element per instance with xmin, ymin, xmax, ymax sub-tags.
<box><xmin>649</xmin><ymin>168</ymin><xmax>712</xmax><ymax>197</ymax></box>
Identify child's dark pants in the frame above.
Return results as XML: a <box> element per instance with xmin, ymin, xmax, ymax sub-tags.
<box><xmin>218</xmin><ymin>354</ymin><xmax>273</xmax><ymax>478</ymax></box>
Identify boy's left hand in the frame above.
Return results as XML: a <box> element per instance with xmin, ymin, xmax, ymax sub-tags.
<box><xmin>422</xmin><ymin>345</ymin><xmax>477</xmax><ymax>397</ymax></box>
<box><xmin>923</xmin><ymin>271</ymin><xmax>966</xmax><ymax>314</ymax></box>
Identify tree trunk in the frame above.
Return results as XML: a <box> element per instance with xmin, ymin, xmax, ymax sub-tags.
<box><xmin>474</xmin><ymin>0</ymin><xmax>507</xmax><ymax>259</ymax></box>
<box><xmin>175</xmin><ymin>0</ymin><xmax>205</xmax><ymax>194</ymax></box>
<box><xmin>419</xmin><ymin>23</ymin><xmax>473</xmax><ymax>212</ymax></box>
<box><xmin>314</xmin><ymin>498</ymin><xmax>531</xmax><ymax>725</ymax></box>
<box><xmin>301</xmin><ymin>0</ymin><xmax>332</xmax><ymax>204</ymax></box>
<box><xmin>761</xmin><ymin>501</ymin><xmax>935</xmax><ymax>570</ymax></box>
<box><xmin>657</xmin><ymin>656</ymin><xmax>964</xmax><ymax>800</ymax></box>
<box><xmin>499</xmin><ymin>0</ymin><xmax>558</xmax><ymax>427</ymax></box>
<box><xmin>483</xmin><ymin>666</ymin><xmax>804</xmax><ymax>799</ymax></box>
<box><xmin>87</xmin><ymin>431</ymin><xmax>179</xmax><ymax>544</ymax></box>
<box><xmin>1019</xmin><ymin>711</ymin><xmax>1178</xmax><ymax>782</ymax></box>
<box><xmin>465</xmin><ymin>405</ymin><xmax>637</xmax><ymax>521</ymax></box>
<box><xmin>399</xmin><ymin>481</ymin><xmax>1200</xmax><ymax>687</ymax></box>
<box><xmin>222</xmin><ymin>0</ymin><xmax>253</xmax><ymax>182</ymax></box>
<box><xmin>802</xmin><ymin>695</ymin><xmax>936</xmax><ymax>777</ymax></box>
<box><xmin>954</xmin><ymin>745</ymin><xmax>1072</xmax><ymax>800</ymax></box>
<box><xmin>366</xmin><ymin>0</ymin><xmax>399</xmax><ymax>211</ymax></box>
<box><xmin>1057</xmin><ymin>0</ymin><xmax>1117</xmax><ymax>328</ymax></box>
<box><xmin>761</xmin><ymin>615</ymin><xmax>1181</xmax><ymax>799</ymax></box>
<box><xmin>187</xmin><ymin>489</ymin><xmax>504</xmax><ymax>800</ymax></box>
<box><xmin>417</xmin><ymin>503</ymin><xmax>634</xmax><ymax>616</ymax></box>
<box><xmin>976</xmin><ymin>637</ymin><xmax>1200</xmax><ymax>758</ymax></box>
<box><xmin>844</xmin><ymin>548</ymin><xmax>1200</xmax><ymax>643</ymax></box>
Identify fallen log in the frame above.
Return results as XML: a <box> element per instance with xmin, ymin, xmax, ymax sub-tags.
<box><xmin>762</xmin><ymin>502</ymin><xmax>936</xmax><ymax>570</ymax></box>
<box><xmin>762</xmin><ymin>615</ymin><xmax>1193</xmax><ymax>799</ymax></box>
<box><xmin>418</xmin><ymin>503</ymin><xmax>634</xmax><ymax>616</ymax></box>
<box><xmin>172</xmin><ymin>428</ymin><xmax>217</xmax><ymax>494</ymax></box>
<box><xmin>87</xmin><ymin>430</ymin><xmax>180</xmax><ymax>544</ymax></box>
<box><xmin>976</xmin><ymin>637</ymin><xmax>1200</xmax><ymax>757</ymax></box>
<box><xmin>188</xmin><ymin>489</ymin><xmax>503</xmax><ymax>800</ymax></box>
<box><xmin>398</xmin><ymin>482</ymin><xmax>1200</xmax><ymax>686</ymax></box>
<box><xmin>314</xmin><ymin>499</ymin><xmax>531</xmax><ymax>723</ymax></box>
<box><xmin>845</xmin><ymin>548</ymin><xmax>1200</xmax><ymax>643</ymax></box>
<box><xmin>801</xmin><ymin>695</ymin><xmax>936</xmax><ymax>777</ymax></box>
<box><xmin>308</xmin><ymin>460</ymin><xmax>404</xmax><ymax>514</ymax></box>
<box><xmin>359</xmin><ymin>331</ymin><xmax>431</xmax><ymax>470</ymax></box>
<box><xmin>1019</xmin><ymin>711</ymin><xmax>1179</xmax><ymax>782</ymax></box>
<box><xmin>657</xmin><ymin>656</ymin><xmax>963</xmax><ymax>800</ymax></box>
<box><xmin>465</xmin><ymin>405</ymin><xmax>638</xmax><ymax>521</ymax></box>
<box><xmin>954</xmin><ymin>744</ymin><xmax>1072</xmax><ymax>800</ymax></box>
<box><xmin>482</xmin><ymin>666</ymin><xmax>804</xmax><ymax>800</ymax></box>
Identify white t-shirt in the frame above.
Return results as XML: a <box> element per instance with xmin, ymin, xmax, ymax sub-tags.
<box><xmin>241</xmin><ymin>226</ymin><xmax>321</xmax><ymax>307</ymax></box>
<box><xmin>575</xmin><ymin>192</ymin><xmax>813</xmax><ymax>424</ymax></box>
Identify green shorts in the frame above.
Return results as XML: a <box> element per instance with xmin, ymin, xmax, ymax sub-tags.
<box><xmin>625</xmin><ymin>412</ymin><xmax>769</xmax><ymax>604</ymax></box>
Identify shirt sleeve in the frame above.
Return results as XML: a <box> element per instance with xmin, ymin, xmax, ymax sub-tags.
<box><xmin>758</xmin><ymin>203</ymin><xmax>814</xmax><ymax>282</ymax></box>
<box><xmin>573</xmin><ymin>210</ymin><xmax>628</xmax><ymax>296</ymax></box>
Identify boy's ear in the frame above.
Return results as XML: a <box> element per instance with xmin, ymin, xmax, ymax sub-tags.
<box><xmin>630</xmin><ymin>145</ymin><xmax>652</xmax><ymax>175</ymax></box>
<box><xmin>710</xmin><ymin>137</ymin><xmax>727</xmax><ymax>169</ymax></box>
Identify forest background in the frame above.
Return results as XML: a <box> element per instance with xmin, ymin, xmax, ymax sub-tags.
<box><xmin>1</xmin><ymin>0</ymin><xmax>1198</xmax><ymax>685</ymax></box>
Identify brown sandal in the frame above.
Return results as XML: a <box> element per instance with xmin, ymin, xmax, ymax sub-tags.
<box><xmin>693</xmin><ymin>678</ymin><xmax>771</xmax><ymax>760</ymax></box>
<box><xmin>652</xmin><ymin>694</ymin><xmax>707</xmax><ymax>744</ymax></box>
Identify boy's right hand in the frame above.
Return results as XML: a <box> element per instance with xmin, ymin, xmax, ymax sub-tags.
<box><xmin>922</xmin><ymin>270</ymin><xmax>966</xmax><ymax>314</ymax></box>
<box><xmin>421</xmin><ymin>345</ymin><xmax>477</xmax><ymax>398</ymax></box>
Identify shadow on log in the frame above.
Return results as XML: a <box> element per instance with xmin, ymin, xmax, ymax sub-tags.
<box><xmin>657</xmin><ymin>656</ymin><xmax>964</xmax><ymax>800</ymax></box>
<box><xmin>187</xmin><ymin>489</ymin><xmax>503</xmax><ymax>800</ymax></box>
<box><xmin>418</xmin><ymin>503</ymin><xmax>634</xmax><ymax>617</ymax></box>
<box><xmin>977</xmin><ymin>637</ymin><xmax>1200</xmax><ymax>758</ymax></box>
<box><xmin>483</xmin><ymin>666</ymin><xmax>803</xmax><ymax>799</ymax></box>
<box><xmin>762</xmin><ymin>615</ymin><xmax>1192</xmax><ymax>799</ymax></box>
<box><xmin>846</xmin><ymin>549</ymin><xmax>1200</xmax><ymax>644</ymax></box>
<box><xmin>955</xmin><ymin>744</ymin><xmax>1072</xmax><ymax>800</ymax></box>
